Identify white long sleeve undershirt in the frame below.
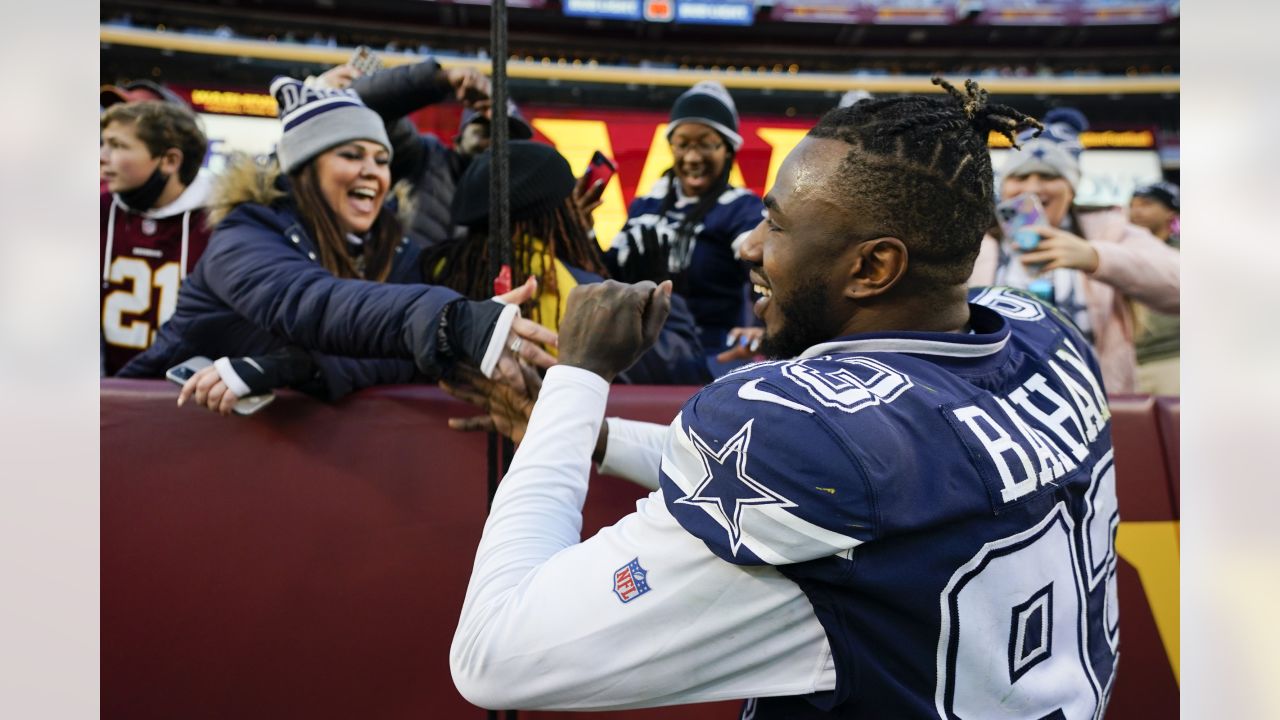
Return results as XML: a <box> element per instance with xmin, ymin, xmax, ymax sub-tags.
<box><xmin>450</xmin><ymin>365</ymin><xmax>835</xmax><ymax>711</ymax></box>
<box><xmin>597</xmin><ymin>417</ymin><xmax>669</xmax><ymax>490</ymax></box>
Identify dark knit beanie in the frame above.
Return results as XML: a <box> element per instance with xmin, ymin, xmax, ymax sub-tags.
<box><xmin>666</xmin><ymin>81</ymin><xmax>742</xmax><ymax>151</ymax></box>
<box><xmin>451</xmin><ymin>140</ymin><xmax>576</xmax><ymax>228</ymax></box>
<box><xmin>1132</xmin><ymin>181</ymin><xmax>1179</xmax><ymax>212</ymax></box>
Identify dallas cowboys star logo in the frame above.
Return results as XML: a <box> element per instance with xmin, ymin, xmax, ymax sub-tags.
<box><xmin>675</xmin><ymin>419</ymin><xmax>795</xmax><ymax>556</ymax></box>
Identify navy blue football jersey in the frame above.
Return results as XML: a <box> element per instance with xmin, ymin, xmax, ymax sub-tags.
<box><xmin>659</xmin><ymin>287</ymin><xmax>1119</xmax><ymax>719</ymax></box>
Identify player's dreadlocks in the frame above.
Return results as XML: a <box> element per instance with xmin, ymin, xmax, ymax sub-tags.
<box><xmin>424</xmin><ymin>198</ymin><xmax>609</xmax><ymax>327</ymax></box>
<box><xmin>807</xmin><ymin>77</ymin><xmax>1042</xmax><ymax>290</ymax></box>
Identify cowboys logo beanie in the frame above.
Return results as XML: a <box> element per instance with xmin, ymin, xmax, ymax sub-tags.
<box><xmin>270</xmin><ymin>75</ymin><xmax>392</xmax><ymax>175</ymax></box>
<box><xmin>999</xmin><ymin>107</ymin><xmax>1088</xmax><ymax>189</ymax></box>
<box><xmin>666</xmin><ymin>81</ymin><xmax>743</xmax><ymax>151</ymax></box>
<box><xmin>451</xmin><ymin>140</ymin><xmax>576</xmax><ymax>228</ymax></box>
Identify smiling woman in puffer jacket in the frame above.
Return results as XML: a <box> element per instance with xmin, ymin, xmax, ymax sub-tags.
<box><xmin>119</xmin><ymin>76</ymin><xmax>555</xmax><ymax>413</ymax></box>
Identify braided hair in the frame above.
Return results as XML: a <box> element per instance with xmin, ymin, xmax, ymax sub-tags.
<box><xmin>807</xmin><ymin>77</ymin><xmax>1042</xmax><ymax>289</ymax></box>
<box><xmin>424</xmin><ymin>198</ymin><xmax>608</xmax><ymax>327</ymax></box>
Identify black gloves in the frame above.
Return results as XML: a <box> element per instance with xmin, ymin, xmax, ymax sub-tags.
<box><xmin>612</xmin><ymin>224</ymin><xmax>671</xmax><ymax>285</ymax></box>
<box><xmin>228</xmin><ymin>346</ymin><xmax>318</xmax><ymax>396</ymax></box>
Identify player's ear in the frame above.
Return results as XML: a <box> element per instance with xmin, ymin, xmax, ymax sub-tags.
<box><xmin>843</xmin><ymin>236</ymin><xmax>907</xmax><ymax>300</ymax></box>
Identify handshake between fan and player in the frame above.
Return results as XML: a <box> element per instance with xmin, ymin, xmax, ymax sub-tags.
<box><xmin>442</xmin><ymin>279</ymin><xmax>673</xmax><ymax>444</ymax></box>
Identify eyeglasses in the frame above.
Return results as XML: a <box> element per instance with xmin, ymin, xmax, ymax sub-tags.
<box><xmin>670</xmin><ymin>140</ymin><xmax>725</xmax><ymax>155</ymax></box>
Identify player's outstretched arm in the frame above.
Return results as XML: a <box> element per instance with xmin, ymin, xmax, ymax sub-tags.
<box><xmin>448</xmin><ymin>369</ymin><xmax>832</xmax><ymax>711</ymax></box>
<box><xmin>449</xmin><ymin>281</ymin><xmax>835</xmax><ymax>710</ymax></box>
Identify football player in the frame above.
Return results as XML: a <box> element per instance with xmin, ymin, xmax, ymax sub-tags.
<box><xmin>449</xmin><ymin>79</ymin><xmax>1120</xmax><ymax>719</ymax></box>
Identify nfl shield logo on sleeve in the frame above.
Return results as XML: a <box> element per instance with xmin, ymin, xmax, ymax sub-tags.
<box><xmin>612</xmin><ymin>558</ymin><xmax>651</xmax><ymax>604</ymax></box>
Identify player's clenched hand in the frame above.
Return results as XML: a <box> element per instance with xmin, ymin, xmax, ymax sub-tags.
<box><xmin>442</xmin><ymin>363</ymin><xmax>541</xmax><ymax>445</ymax></box>
<box><xmin>177</xmin><ymin>365</ymin><xmax>241</xmax><ymax>416</ymax></box>
<box><xmin>557</xmin><ymin>280</ymin><xmax>672</xmax><ymax>383</ymax></box>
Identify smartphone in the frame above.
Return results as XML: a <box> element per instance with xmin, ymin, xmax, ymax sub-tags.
<box><xmin>166</xmin><ymin>356</ymin><xmax>277</xmax><ymax>416</ymax></box>
<box><xmin>349</xmin><ymin>45</ymin><xmax>383</xmax><ymax>76</ymax></box>
<box><xmin>995</xmin><ymin>194</ymin><xmax>1047</xmax><ymax>252</ymax></box>
<box><xmin>995</xmin><ymin>194</ymin><xmax>1055</xmax><ymax>304</ymax></box>
<box><xmin>581</xmin><ymin>151</ymin><xmax>617</xmax><ymax>189</ymax></box>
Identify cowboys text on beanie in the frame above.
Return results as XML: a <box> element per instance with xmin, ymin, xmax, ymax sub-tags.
<box><xmin>451</xmin><ymin>140</ymin><xmax>576</xmax><ymax>228</ymax></box>
<box><xmin>999</xmin><ymin>107</ymin><xmax>1088</xmax><ymax>189</ymax></box>
<box><xmin>666</xmin><ymin>81</ymin><xmax>743</xmax><ymax>151</ymax></box>
<box><xmin>270</xmin><ymin>75</ymin><xmax>392</xmax><ymax>175</ymax></box>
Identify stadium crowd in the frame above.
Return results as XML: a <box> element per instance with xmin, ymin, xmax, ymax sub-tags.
<box><xmin>100</xmin><ymin>53</ymin><xmax>1179</xmax><ymax>404</ymax></box>
<box><xmin>100</xmin><ymin>39</ymin><xmax>1179</xmax><ymax>716</ymax></box>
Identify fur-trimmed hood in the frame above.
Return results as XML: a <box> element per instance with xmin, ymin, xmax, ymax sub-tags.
<box><xmin>204</xmin><ymin>154</ymin><xmax>287</xmax><ymax>229</ymax></box>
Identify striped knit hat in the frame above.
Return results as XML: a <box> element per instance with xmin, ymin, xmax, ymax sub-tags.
<box><xmin>270</xmin><ymin>75</ymin><xmax>391</xmax><ymax>175</ymax></box>
<box><xmin>666</xmin><ymin>81</ymin><xmax>743</xmax><ymax>151</ymax></box>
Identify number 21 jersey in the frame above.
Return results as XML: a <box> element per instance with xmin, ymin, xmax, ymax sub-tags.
<box><xmin>100</xmin><ymin>178</ymin><xmax>212</xmax><ymax>376</ymax></box>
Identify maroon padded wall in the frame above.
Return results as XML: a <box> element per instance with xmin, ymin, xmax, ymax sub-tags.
<box><xmin>102</xmin><ymin>381</ymin><xmax>1177</xmax><ymax>719</ymax></box>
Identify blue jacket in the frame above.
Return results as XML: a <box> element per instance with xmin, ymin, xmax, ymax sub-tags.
<box><xmin>119</xmin><ymin>196</ymin><xmax>499</xmax><ymax>400</ymax></box>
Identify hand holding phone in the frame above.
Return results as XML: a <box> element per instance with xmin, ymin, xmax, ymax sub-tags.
<box><xmin>995</xmin><ymin>194</ymin><xmax>1055</xmax><ymax>303</ymax></box>
<box><xmin>996</xmin><ymin>194</ymin><xmax>1047</xmax><ymax>252</ymax></box>
<box><xmin>349</xmin><ymin>45</ymin><xmax>383</xmax><ymax>76</ymax></box>
<box><xmin>581</xmin><ymin>151</ymin><xmax>617</xmax><ymax>191</ymax></box>
<box><xmin>167</xmin><ymin>356</ymin><xmax>276</xmax><ymax>416</ymax></box>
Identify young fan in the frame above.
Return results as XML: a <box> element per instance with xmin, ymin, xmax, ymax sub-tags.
<box><xmin>100</xmin><ymin>101</ymin><xmax>213</xmax><ymax>375</ymax></box>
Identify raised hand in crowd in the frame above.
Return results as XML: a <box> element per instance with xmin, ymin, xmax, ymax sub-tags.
<box><xmin>313</xmin><ymin>63</ymin><xmax>361</xmax><ymax>89</ymax></box>
<box><xmin>444</xmin><ymin>67</ymin><xmax>492</xmax><ymax>114</ymax></box>
<box><xmin>1020</xmin><ymin>224</ymin><xmax>1101</xmax><ymax>273</ymax></box>
<box><xmin>571</xmin><ymin>173</ymin><xmax>606</xmax><ymax>233</ymax></box>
